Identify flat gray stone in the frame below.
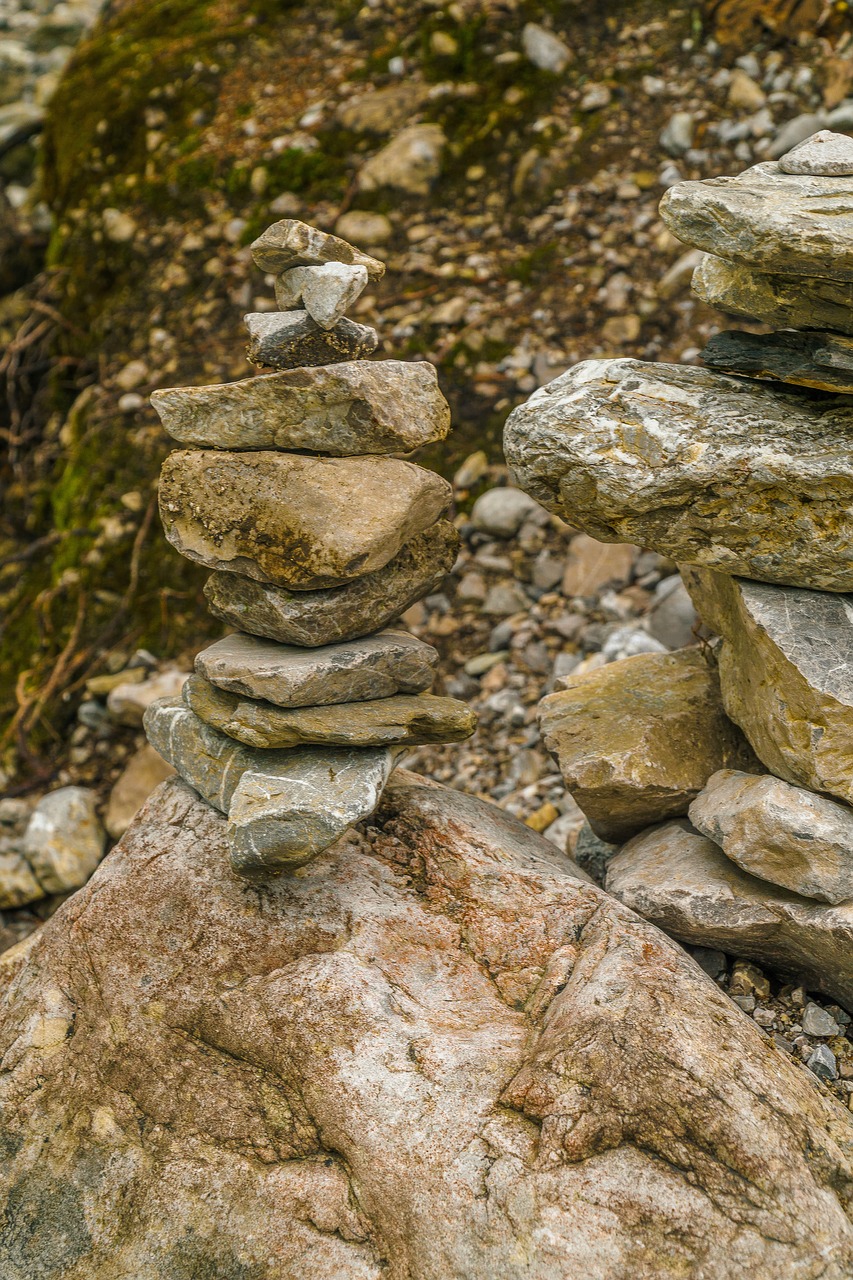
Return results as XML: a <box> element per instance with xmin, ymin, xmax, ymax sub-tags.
<box><xmin>693</xmin><ymin>253</ymin><xmax>853</xmax><ymax>335</ymax></box>
<box><xmin>779</xmin><ymin>129</ymin><xmax>853</xmax><ymax>176</ymax></box>
<box><xmin>204</xmin><ymin>521</ymin><xmax>459</xmax><ymax>647</ymax></box>
<box><xmin>701</xmin><ymin>329</ymin><xmax>853</xmax><ymax>393</ymax></box>
<box><xmin>250</xmin><ymin>218</ymin><xmax>385</xmax><ymax>278</ymax></box>
<box><xmin>21</xmin><ymin>786</ymin><xmax>106</xmax><ymax>895</ymax></box>
<box><xmin>689</xmin><ymin>769</ymin><xmax>853</xmax><ymax>905</ymax></box>
<box><xmin>274</xmin><ymin>262</ymin><xmax>368</xmax><ymax>328</ymax></box>
<box><xmin>183</xmin><ymin>676</ymin><xmax>477</xmax><ymax>749</ymax></box>
<box><xmin>150</xmin><ymin>360</ymin><xmax>451</xmax><ymax>454</ymax></box>
<box><xmin>504</xmin><ymin>358</ymin><xmax>853</xmax><ymax>592</ymax></box>
<box><xmin>245</xmin><ymin>311</ymin><xmax>378</xmax><ymax>370</ymax></box>
<box><xmin>159</xmin><ymin>450</ymin><xmax>451</xmax><ymax>590</ymax></box>
<box><xmin>661</xmin><ymin>160</ymin><xmax>853</xmax><ymax>282</ymax></box>
<box><xmin>195</xmin><ymin>629</ymin><xmax>438</xmax><ymax>708</ymax></box>
<box><xmin>606</xmin><ymin>819</ymin><xmax>853</xmax><ymax>1011</ymax></box>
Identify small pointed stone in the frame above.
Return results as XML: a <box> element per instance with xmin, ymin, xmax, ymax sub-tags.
<box><xmin>250</xmin><ymin>218</ymin><xmax>385</xmax><ymax>279</ymax></box>
<box><xmin>779</xmin><ymin>129</ymin><xmax>853</xmax><ymax>176</ymax></box>
<box><xmin>245</xmin><ymin>311</ymin><xmax>378</xmax><ymax>370</ymax></box>
<box><xmin>274</xmin><ymin>262</ymin><xmax>369</xmax><ymax>328</ymax></box>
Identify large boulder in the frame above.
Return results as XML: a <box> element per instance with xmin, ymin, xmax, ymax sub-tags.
<box><xmin>1</xmin><ymin>775</ymin><xmax>852</xmax><ymax>1278</ymax></box>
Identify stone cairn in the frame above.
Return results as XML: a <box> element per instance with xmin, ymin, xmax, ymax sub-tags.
<box><xmin>143</xmin><ymin>220</ymin><xmax>476</xmax><ymax>879</ymax></box>
<box><xmin>505</xmin><ymin>131</ymin><xmax>853</xmax><ymax>1017</ymax></box>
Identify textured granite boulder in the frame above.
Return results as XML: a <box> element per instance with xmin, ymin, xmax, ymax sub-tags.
<box><xmin>682</xmin><ymin>567</ymin><xmax>853</xmax><ymax>806</ymax></box>
<box><xmin>660</xmin><ymin>160</ymin><xmax>853</xmax><ymax>281</ymax></box>
<box><xmin>250</xmin><ymin>217</ymin><xmax>385</xmax><ymax>278</ymax></box>
<box><xmin>690</xmin><ymin>769</ymin><xmax>853</xmax><ymax>904</ymax></box>
<box><xmin>702</xmin><ymin>328</ymin><xmax>853</xmax><ymax>393</ymax></box>
<box><xmin>274</xmin><ymin>261</ymin><xmax>368</xmax><ymax>328</ymax></box>
<box><xmin>184</xmin><ymin>676</ymin><xmax>476</xmax><ymax>749</ymax></box>
<box><xmin>2</xmin><ymin>773</ymin><xmax>852</xmax><ymax>1279</ymax></box>
<box><xmin>607</xmin><ymin>818</ymin><xmax>853</xmax><ymax>1010</ymax></box>
<box><xmin>693</xmin><ymin>252</ymin><xmax>853</xmax><ymax>335</ymax></box>
<box><xmin>245</xmin><ymin>310</ymin><xmax>378</xmax><ymax>370</ymax></box>
<box><xmin>150</xmin><ymin>360</ymin><xmax>451</xmax><ymax>454</ymax></box>
<box><xmin>204</xmin><ymin>521</ymin><xmax>459</xmax><ymax>647</ymax></box>
<box><xmin>159</xmin><ymin>450</ymin><xmax>451</xmax><ymax>590</ymax></box>
<box><xmin>779</xmin><ymin>129</ymin><xmax>853</xmax><ymax>176</ymax></box>
<box><xmin>504</xmin><ymin>358</ymin><xmax>853</xmax><ymax>591</ymax></box>
<box><xmin>195</xmin><ymin>629</ymin><xmax>438</xmax><ymax>708</ymax></box>
<box><xmin>539</xmin><ymin>648</ymin><xmax>758</xmax><ymax>843</ymax></box>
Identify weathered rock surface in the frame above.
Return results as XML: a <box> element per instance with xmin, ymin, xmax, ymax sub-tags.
<box><xmin>689</xmin><ymin>769</ymin><xmax>853</xmax><ymax>904</ymax></box>
<box><xmin>607</xmin><ymin>818</ymin><xmax>853</xmax><ymax>1011</ymax></box>
<box><xmin>1</xmin><ymin>774</ymin><xmax>852</xmax><ymax>1278</ymax></box>
<box><xmin>195</xmin><ymin>630</ymin><xmax>438</xmax><ymax>707</ymax></box>
<box><xmin>660</xmin><ymin>160</ymin><xmax>853</xmax><ymax>281</ymax></box>
<box><xmin>250</xmin><ymin>217</ymin><xmax>385</xmax><ymax>278</ymax></box>
<box><xmin>504</xmin><ymin>358</ymin><xmax>853</xmax><ymax>591</ymax></box>
<box><xmin>184</xmin><ymin>676</ymin><xmax>476</xmax><ymax>749</ymax></box>
<box><xmin>151</xmin><ymin>359</ymin><xmax>451</xmax><ymax>455</ymax></box>
<box><xmin>539</xmin><ymin>648</ymin><xmax>758</xmax><ymax>843</ymax></box>
<box><xmin>104</xmin><ymin>743</ymin><xmax>176</xmax><ymax>840</ymax></box>
<box><xmin>779</xmin><ymin>129</ymin><xmax>853</xmax><ymax>176</ymax></box>
<box><xmin>702</xmin><ymin>328</ymin><xmax>853</xmax><ymax>392</ymax></box>
<box><xmin>682</xmin><ymin>568</ymin><xmax>853</xmax><ymax>806</ymax></box>
<box><xmin>244</xmin><ymin>310</ymin><xmax>379</xmax><ymax>369</ymax></box>
<box><xmin>693</xmin><ymin>252</ymin><xmax>853</xmax><ymax>335</ymax></box>
<box><xmin>21</xmin><ymin>786</ymin><xmax>106</xmax><ymax>895</ymax></box>
<box><xmin>159</xmin><ymin>450</ymin><xmax>451</xmax><ymax>589</ymax></box>
<box><xmin>274</xmin><ymin>261</ymin><xmax>368</xmax><ymax>328</ymax></box>
<box><xmin>204</xmin><ymin>521</ymin><xmax>459</xmax><ymax>647</ymax></box>
<box><xmin>358</xmin><ymin>123</ymin><xmax>446</xmax><ymax>195</ymax></box>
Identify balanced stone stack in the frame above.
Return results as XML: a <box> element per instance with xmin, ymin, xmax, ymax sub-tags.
<box><xmin>144</xmin><ymin>220</ymin><xmax>475</xmax><ymax>879</ymax></box>
<box><xmin>505</xmin><ymin>132</ymin><xmax>853</xmax><ymax>1010</ymax></box>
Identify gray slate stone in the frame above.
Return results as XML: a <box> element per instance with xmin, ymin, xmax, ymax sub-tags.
<box><xmin>21</xmin><ymin>786</ymin><xmax>106</xmax><ymax>895</ymax></box>
<box><xmin>689</xmin><ymin>769</ymin><xmax>853</xmax><ymax>905</ymax></box>
<box><xmin>245</xmin><ymin>310</ymin><xmax>378</xmax><ymax>370</ymax></box>
<box><xmin>470</xmin><ymin>487</ymin><xmax>543</xmax><ymax>538</ymax></box>
<box><xmin>250</xmin><ymin>218</ymin><xmax>385</xmax><ymax>278</ymax></box>
<box><xmin>702</xmin><ymin>328</ymin><xmax>853</xmax><ymax>393</ymax></box>
<box><xmin>504</xmin><ymin>358</ymin><xmax>853</xmax><ymax>592</ymax></box>
<box><xmin>150</xmin><ymin>360</ymin><xmax>451</xmax><ymax>454</ymax></box>
<box><xmin>693</xmin><ymin>253</ymin><xmax>853</xmax><ymax>335</ymax></box>
<box><xmin>204</xmin><ymin>521</ymin><xmax>459</xmax><ymax>647</ymax></box>
<box><xmin>274</xmin><ymin>262</ymin><xmax>368</xmax><ymax>328</ymax></box>
<box><xmin>195</xmin><ymin>629</ymin><xmax>438</xmax><ymax>708</ymax></box>
<box><xmin>779</xmin><ymin>129</ymin><xmax>853</xmax><ymax>176</ymax></box>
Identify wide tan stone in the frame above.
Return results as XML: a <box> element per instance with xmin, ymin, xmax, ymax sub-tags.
<box><xmin>539</xmin><ymin>648</ymin><xmax>759</xmax><ymax>843</ymax></box>
<box><xmin>250</xmin><ymin>218</ymin><xmax>385</xmax><ymax>278</ymax></box>
<box><xmin>159</xmin><ymin>450</ymin><xmax>451</xmax><ymax>590</ymax></box>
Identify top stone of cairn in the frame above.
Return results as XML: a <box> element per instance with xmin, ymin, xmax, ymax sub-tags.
<box><xmin>778</xmin><ymin>129</ymin><xmax>853</xmax><ymax>177</ymax></box>
<box><xmin>250</xmin><ymin>218</ymin><xmax>386</xmax><ymax>280</ymax></box>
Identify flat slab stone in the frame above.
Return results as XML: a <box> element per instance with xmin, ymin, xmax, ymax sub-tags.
<box><xmin>690</xmin><ymin>769</ymin><xmax>853</xmax><ymax>905</ymax></box>
<box><xmin>159</xmin><ymin>450</ymin><xmax>451</xmax><ymax>590</ymax></box>
<box><xmin>195</xmin><ymin>629</ymin><xmax>438</xmax><ymax>708</ymax></box>
<box><xmin>693</xmin><ymin>253</ymin><xmax>853</xmax><ymax>335</ymax></box>
<box><xmin>539</xmin><ymin>648</ymin><xmax>758</xmax><ymax>843</ymax></box>
<box><xmin>607</xmin><ymin>818</ymin><xmax>853</xmax><ymax>1011</ymax></box>
<box><xmin>682</xmin><ymin>567</ymin><xmax>853</xmax><ymax>807</ymax></box>
<box><xmin>660</xmin><ymin>160</ymin><xmax>853</xmax><ymax>282</ymax></box>
<box><xmin>150</xmin><ymin>360</ymin><xmax>451</xmax><ymax>454</ymax></box>
<box><xmin>184</xmin><ymin>676</ymin><xmax>477</xmax><ymax>749</ymax></box>
<box><xmin>203</xmin><ymin>521</ymin><xmax>460</xmax><ymax>647</ymax></box>
<box><xmin>702</xmin><ymin>328</ymin><xmax>853</xmax><ymax>393</ymax></box>
<box><xmin>245</xmin><ymin>311</ymin><xmax>378</xmax><ymax>370</ymax></box>
<box><xmin>275</xmin><ymin>262</ymin><xmax>368</xmax><ymax>328</ymax></box>
<box><xmin>779</xmin><ymin>129</ymin><xmax>853</xmax><ymax>176</ymax></box>
<box><xmin>250</xmin><ymin>218</ymin><xmax>385</xmax><ymax>278</ymax></box>
<box><xmin>504</xmin><ymin>358</ymin><xmax>853</xmax><ymax>592</ymax></box>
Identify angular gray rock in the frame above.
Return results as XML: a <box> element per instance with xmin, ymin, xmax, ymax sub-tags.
<box><xmin>185</xmin><ymin>676</ymin><xmax>476</xmax><ymax>749</ymax></box>
<box><xmin>693</xmin><ymin>252</ymin><xmax>853</xmax><ymax>335</ymax></box>
<box><xmin>504</xmin><ymin>358</ymin><xmax>853</xmax><ymax>592</ymax></box>
<box><xmin>689</xmin><ymin>769</ymin><xmax>853</xmax><ymax>905</ymax></box>
<box><xmin>660</xmin><ymin>160</ymin><xmax>853</xmax><ymax>282</ymax></box>
<box><xmin>195</xmin><ymin>629</ymin><xmax>438</xmax><ymax>708</ymax></box>
<box><xmin>250</xmin><ymin>217</ymin><xmax>385</xmax><ymax>278</ymax></box>
<box><xmin>150</xmin><ymin>360</ymin><xmax>451</xmax><ymax>454</ymax></box>
<box><xmin>159</xmin><ymin>450</ymin><xmax>451</xmax><ymax>590</ymax></box>
<box><xmin>21</xmin><ymin>786</ymin><xmax>106</xmax><ymax>894</ymax></box>
<box><xmin>204</xmin><ymin>521</ymin><xmax>459</xmax><ymax>647</ymax></box>
<box><xmin>274</xmin><ymin>262</ymin><xmax>368</xmax><ymax>328</ymax></box>
<box><xmin>701</xmin><ymin>328</ymin><xmax>853</xmax><ymax>393</ymax></box>
<box><xmin>779</xmin><ymin>129</ymin><xmax>853</xmax><ymax>176</ymax></box>
<box><xmin>245</xmin><ymin>310</ymin><xmax>378</xmax><ymax>370</ymax></box>
<box><xmin>470</xmin><ymin>487</ymin><xmax>543</xmax><ymax>538</ymax></box>
<box><xmin>682</xmin><ymin>568</ymin><xmax>853</xmax><ymax>807</ymax></box>
<box><xmin>606</xmin><ymin>818</ymin><xmax>853</xmax><ymax>1011</ymax></box>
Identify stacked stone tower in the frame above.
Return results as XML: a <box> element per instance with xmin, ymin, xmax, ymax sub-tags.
<box><xmin>144</xmin><ymin>220</ymin><xmax>475</xmax><ymax>879</ymax></box>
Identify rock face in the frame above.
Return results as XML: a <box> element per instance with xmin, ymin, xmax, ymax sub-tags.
<box><xmin>159</xmin><ymin>450</ymin><xmax>451</xmax><ymax>589</ymax></box>
<box><xmin>702</xmin><ymin>327</ymin><xmax>853</xmax><ymax>392</ymax></box>
<box><xmin>244</xmin><ymin>310</ymin><xmax>379</xmax><ymax>369</ymax></box>
<box><xmin>195</xmin><ymin>629</ymin><xmax>438</xmax><ymax>707</ymax></box>
<box><xmin>150</xmin><ymin>360</ymin><xmax>451</xmax><ymax>454</ymax></box>
<box><xmin>204</xmin><ymin>521</ymin><xmax>459</xmax><ymax>647</ymax></box>
<box><xmin>660</xmin><ymin>160</ymin><xmax>853</xmax><ymax>281</ymax></box>
<box><xmin>689</xmin><ymin>769</ymin><xmax>853</xmax><ymax>904</ymax></box>
<box><xmin>607</xmin><ymin>818</ymin><xmax>853</xmax><ymax>1011</ymax></box>
<box><xmin>682</xmin><ymin>567</ymin><xmax>853</xmax><ymax>806</ymax></box>
<box><xmin>539</xmin><ymin>648</ymin><xmax>758</xmax><ymax>843</ymax></box>
<box><xmin>693</xmin><ymin>252</ymin><xmax>853</xmax><ymax>335</ymax></box>
<box><xmin>504</xmin><ymin>358</ymin><xmax>853</xmax><ymax>591</ymax></box>
<box><xmin>249</xmin><ymin>217</ymin><xmax>385</xmax><ymax>278</ymax></box>
<box><xmin>2</xmin><ymin>774</ymin><xmax>852</xmax><ymax>1279</ymax></box>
